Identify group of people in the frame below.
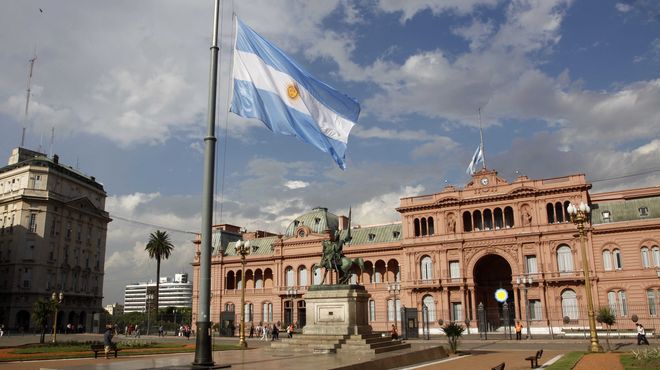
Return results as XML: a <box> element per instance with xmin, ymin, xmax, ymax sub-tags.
<box><xmin>252</xmin><ymin>323</ymin><xmax>287</xmax><ymax>341</ymax></box>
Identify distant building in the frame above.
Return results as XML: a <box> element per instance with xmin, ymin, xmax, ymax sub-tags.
<box><xmin>0</xmin><ymin>147</ymin><xmax>111</xmax><ymax>333</ymax></box>
<box><xmin>105</xmin><ymin>302</ymin><xmax>124</xmax><ymax>316</ymax></box>
<box><xmin>123</xmin><ymin>273</ymin><xmax>192</xmax><ymax>313</ymax></box>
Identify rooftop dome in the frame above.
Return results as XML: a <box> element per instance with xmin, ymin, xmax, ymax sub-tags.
<box><xmin>284</xmin><ymin>207</ymin><xmax>339</xmax><ymax>236</ymax></box>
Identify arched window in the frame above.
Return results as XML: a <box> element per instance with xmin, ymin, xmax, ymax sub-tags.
<box><xmin>369</xmin><ymin>300</ymin><xmax>376</xmax><ymax>321</ymax></box>
<box><xmin>387</xmin><ymin>298</ymin><xmax>401</xmax><ymax>322</ymax></box>
<box><xmin>374</xmin><ymin>270</ymin><xmax>382</xmax><ymax>283</ymax></box>
<box><xmin>262</xmin><ymin>302</ymin><xmax>273</xmax><ymax>322</ymax></box>
<box><xmin>647</xmin><ymin>289</ymin><xmax>658</xmax><ymax>316</ymax></box>
<box><xmin>561</xmin><ymin>289</ymin><xmax>579</xmax><ymax>320</ymax></box>
<box><xmin>312</xmin><ymin>265</ymin><xmax>322</xmax><ymax>285</ymax></box>
<box><xmin>422</xmin><ymin>295</ymin><xmax>436</xmax><ymax>322</ymax></box>
<box><xmin>285</xmin><ymin>267</ymin><xmax>295</xmax><ymax>287</ymax></box>
<box><xmin>255</xmin><ymin>270</ymin><xmax>264</xmax><ymax>289</ymax></box>
<box><xmin>613</xmin><ymin>249</ymin><xmax>623</xmax><ymax>269</ymax></box>
<box><xmin>245</xmin><ymin>303</ymin><xmax>253</xmax><ymax>322</ymax></box>
<box><xmin>547</xmin><ymin>203</ymin><xmax>555</xmax><ymax>224</ymax></box>
<box><xmin>494</xmin><ymin>208</ymin><xmax>503</xmax><ymax>230</ymax></box>
<box><xmin>557</xmin><ymin>245</ymin><xmax>573</xmax><ymax>273</ymax></box>
<box><xmin>555</xmin><ymin>202</ymin><xmax>564</xmax><ymax>223</ymax></box>
<box><xmin>298</xmin><ymin>266</ymin><xmax>308</xmax><ymax>286</ymax></box>
<box><xmin>564</xmin><ymin>201</ymin><xmax>571</xmax><ymax>221</ymax></box>
<box><xmin>473</xmin><ymin>210</ymin><xmax>483</xmax><ymax>231</ymax></box>
<box><xmin>504</xmin><ymin>207</ymin><xmax>514</xmax><ymax>228</ymax></box>
<box><xmin>421</xmin><ymin>256</ymin><xmax>433</xmax><ymax>281</ymax></box>
<box><xmin>421</xmin><ymin>217</ymin><xmax>428</xmax><ymax>236</ymax></box>
<box><xmin>641</xmin><ymin>247</ymin><xmax>650</xmax><ymax>268</ymax></box>
<box><xmin>463</xmin><ymin>212</ymin><xmax>472</xmax><ymax>232</ymax></box>
<box><xmin>653</xmin><ymin>246</ymin><xmax>660</xmax><ymax>267</ymax></box>
<box><xmin>483</xmin><ymin>209</ymin><xmax>493</xmax><ymax>230</ymax></box>
<box><xmin>428</xmin><ymin>217</ymin><xmax>434</xmax><ymax>235</ymax></box>
<box><xmin>225</xmin><ymin>303</ymin><xmax>235</xmax><ymax>312</ymax></box>
<box><xmin>603</xmin><ymin>250</ymin><xmax>612</xmax><ymax>271</ymax></box>
<box><xmin>608</xmin><ymin>290</ymin><xmax>628</xmax><ymax>316</ymax></box>
<box><xmin>414</xmin><ymin>218</ymin><xmax>420</xmax><ymax>237</ymax></box>
<box><xmin>236</xmin><ymin>270</ymin><xmax>243</xmax><ymax>289</ymax></box>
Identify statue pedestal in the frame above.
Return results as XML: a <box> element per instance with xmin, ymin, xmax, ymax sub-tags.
<box><xmin>303</xmin><ymin>284</ymin><xmax>372</xmax><ymax>336</ymax></box>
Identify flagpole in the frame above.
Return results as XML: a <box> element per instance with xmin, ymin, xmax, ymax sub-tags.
<box><xmin>478</xmin><ymin>107</ymin><xmax>486</xmax><ymax>170</ymax></box>
<box><xmin>193</xmin><ymin>0</ymin><xmax>221</xmax><ymax>366</ymax></box>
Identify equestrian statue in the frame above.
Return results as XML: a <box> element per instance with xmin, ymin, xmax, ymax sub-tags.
<box><xmin>320</xmin><ymin>208</ymin><xmax>364</xmax><ymax>285</ymax></box>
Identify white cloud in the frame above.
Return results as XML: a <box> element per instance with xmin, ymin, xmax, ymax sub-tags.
<box><xmin>377</xmin><ymin>0</ymin><xmax>500</xmax><ymax>22</ymax></box>
<box><xmin>285</xmin><ymin>180</ymin><xmax>310</xmax><ymax>189</ymax></box>
<box><xmin>352</xmin><ymin>185</ymin><xmax>425</xmax><ymax>225</ymax></box>
<box><xmin>615</xmin><ymin>3</ymin><xmax>632</xmax><ymax>13</ymax></box>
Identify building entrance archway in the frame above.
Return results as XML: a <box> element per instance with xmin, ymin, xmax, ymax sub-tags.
<box><xmin>473</xmin><ymin>254</ymin><xmax>514</xmax><ymax>332</ymax></box>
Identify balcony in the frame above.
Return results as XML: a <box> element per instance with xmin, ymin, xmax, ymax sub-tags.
<box><xmin>544</xmin><ymin>270</ymin><xmax>586</xmax><ymax>282</ymax></box>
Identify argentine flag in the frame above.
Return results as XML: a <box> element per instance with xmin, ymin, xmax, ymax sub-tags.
<box><xmin>466</xmin><ymin>144</ymin><xmax>484</xmax><ymax>175</ymax></box>
<box><xmin>230</xmin><ymin>18</ymin><xmax>360</xmax><ymax>170</ymax></box>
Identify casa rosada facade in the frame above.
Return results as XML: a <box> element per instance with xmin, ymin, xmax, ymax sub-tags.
<box><xmin>191</xmin><ymin>169</ymin><xmax>660</xmax><ymax>335</ymax></box>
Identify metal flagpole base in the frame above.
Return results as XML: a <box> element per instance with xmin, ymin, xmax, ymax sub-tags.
<box><xmin>192</xmin><ymin>321</ymin><xmax>216</xmax><ymax>367</ymax></box>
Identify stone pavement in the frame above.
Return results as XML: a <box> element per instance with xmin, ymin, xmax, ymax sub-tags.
<box><xmin>0</xmin><ymin>333</ymin><xmax>649</xmax><ymax>370</ymax></box>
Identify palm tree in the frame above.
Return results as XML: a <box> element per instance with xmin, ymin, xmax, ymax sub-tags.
<box><xmin>32</xmin><ymin>298</ymin><xmax>55</xmax><ymax>343</ymax></box>
<box><xmin>145</xmin><ymin>230</ymin><xmax>175</xmax><ymax>316</ymax></box>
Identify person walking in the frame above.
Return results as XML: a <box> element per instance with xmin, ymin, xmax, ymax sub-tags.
<box><xmin>103</xmin><ymin>324</ymin><xmax>114</xmax><ymax>359</ymax></box>
<box><xmin>637</xmin><ymin>323</ymin><xmax>650</xmax><ymax>345</ymax></box>
<box><xmin>249</xmin><ymin>324</ymin><xmax>255</xmax><ymax>338</ymax></box>
<box><xmin>271</xmin><ymin>324</ymin><xmax>279</xmax><ymax>341</ymax></box>
<box><xmin>287</xmin><ymin>323</ymin><xmax>294</xmax><ymax>338</ymax></box>
<box><xmin>391</xmin><ymin>324</ymin><xmax>399</xmax><ymax>340</ymax></box>
<box><xmin>515</xmin><ymin>321</ymin><xmax>523</xmax><ymax>340</ymax></box>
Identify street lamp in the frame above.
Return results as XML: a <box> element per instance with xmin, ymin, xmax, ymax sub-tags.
<box><xmin>235</xmin><ymin>239</ymin><xmax>251</xmax><ymax>349</ymax></box>
<box><xmin>567</xmin><ymin>201</ymin><xmax>603</xmax><ymax>353</ymax></box>
<box><xmin>51</xmin><ymin>291</ymin><xmax>63</xmax><ymax>343</ymax></box>
<box><xmin>146</xmin><ymin>293</ymin><xmax>155</xmax><ymax>336</ymax></box>
<box><xmin>516</xmin><ymin>275</ymin><xmax>533</xmax><ymax>339</ymax></box>
<box><xmin>286</xmin><ymin>287</ymin><xmax>297</xmax><ymax>327</ymax></box>
<box><xmin>387</xmin><ymin>281</ymin><xmax>400</xmax><ymax>334</ymax></box>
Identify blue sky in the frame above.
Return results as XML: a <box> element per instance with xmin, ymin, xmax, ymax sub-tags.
<box><xmin>1</xmin><ymin>1</ymin><xmax>659</xmax><ymax>305</ymax></box>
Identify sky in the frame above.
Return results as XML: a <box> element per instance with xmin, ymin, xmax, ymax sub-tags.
<box><xmin>1</xmin><ymin>0</ymin><xmax>659</xmax><ymax>306</ymax></box>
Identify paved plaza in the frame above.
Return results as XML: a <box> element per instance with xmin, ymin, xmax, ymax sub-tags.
<box><xmin>0</xmin><ymin>333</ymin><xmax>652</xmax><ymax>370</ymax></box>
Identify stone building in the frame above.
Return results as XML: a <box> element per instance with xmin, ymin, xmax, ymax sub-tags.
<box><xmin>192</xmin><ymin>169</ymin><xmax>660</xmax><ymax>335</ymax></box>
<box><xmin>0</xmin><ymin>147</ymin><xmax>110</xmax><ymax>333</ymax></box>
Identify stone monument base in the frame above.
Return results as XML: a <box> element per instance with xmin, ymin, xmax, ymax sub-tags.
<box><xmin>302</xmin><ymin>284</ymin><xmax>372</xmax><ymax>336</ymax></box>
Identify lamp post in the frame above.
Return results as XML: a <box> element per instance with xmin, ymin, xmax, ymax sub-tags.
<box><xmin>235</xmin><ymin>239</ymin><xmax>251</xmax><ymax>349</ymax></box>
<box><xmin>567</xmin><ymin>201</ymin><xmax>603</xmax><ymax>353</ymax></box>
<box><xmin>146</xmin><ymin>293</ymin><xmax>154</xmax><ymax>336</ymax></box>
<box><xmin>286</xmin><ymin>287</ymin><xmax>297</xmax><ymax>326</ymax></box>
<box><xmin>516</xmin><ymin>275</ymin><xmax>533</xmax><ymax>339</ymax></box>
<box><xmin>51</xmin><ymin>291</ymin><xmax>63</xmax><ymax>343</ymax></box>
<box><xmin>387</xmin><ymin>281</ymin><xmax>400</xmax><ymax>333</ymax></box>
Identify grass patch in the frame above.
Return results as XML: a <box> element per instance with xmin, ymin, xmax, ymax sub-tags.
<box><xmin>621</xmin><ymin>353</ymin><xmax>660</xmax><ymax>370</ymax></box>
<box><xmin>544</xmin><ymin>351</ymin><xmax>585</xmax><ymax>370</ymax></box>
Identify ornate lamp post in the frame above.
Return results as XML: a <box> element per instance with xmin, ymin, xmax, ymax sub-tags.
<box><xmin>387</xmin><ymin>281</ymin><xmax>400</xmax><ymax>333</ymax></box>
<box><xmin>51</xmin><ymin>291</ymin><xmax>63</xmax><ymax>343</ymax></box>
<box><xmin>516</xmin><ymin>275</ymin><xmax>533</xmax><ymax>339</ymax></box>
<box><xmin>567</xmin><ymin>201</ymin><xmax>603</xmax><ymax>353</ymax></box>
<box><xmin>235</xmin><ymin>239</ymin><xmax>251</xmax><ymax>349</ymax></box>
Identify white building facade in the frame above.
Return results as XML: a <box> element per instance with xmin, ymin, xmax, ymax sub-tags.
<box><xmin>124</xmin><ymin>273</ymin><xmax>192</xmax><ymax>313</ymax></box>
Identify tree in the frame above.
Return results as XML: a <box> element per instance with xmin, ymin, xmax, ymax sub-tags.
<box><xmin>441</xmin><ymin>321</ymin><xmax>465</xmax><ymax>354</ymax></box>
<box><xmin>145</xmin><ymin>230</ymin><xmax>175</xmax><ymax>316</ymax></box>
<box><xmin>596</xmin><ymin>306</ymin><xmax>616</xmax><ymax>351</ymax></box>
<box><xmin>32</xmin><ymin>298</ymin><xmax>55</xmax><ymax>344</ymax></box>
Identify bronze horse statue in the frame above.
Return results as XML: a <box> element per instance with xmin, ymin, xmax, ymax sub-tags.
<box><xmin>319</xmin><ymin>208</ymin><xmax>364</xmax><ymax>285</ymax></box>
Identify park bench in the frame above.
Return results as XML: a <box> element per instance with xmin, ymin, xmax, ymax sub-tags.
<box><xmin>90</xmin><ymin>343</ymin><xmax>121</xmax><ymax>358</ymax></box>
<box><xmin>524</xmin><ymin>349</ymin><xmax>543</xmax><ymax>368</ymax></box>
<box><xmin>491</xmin><ymin>362</ymin><xmax>505</xmax><ymax>370</ymax></box>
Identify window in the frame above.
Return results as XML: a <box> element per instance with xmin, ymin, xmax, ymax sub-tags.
<box><xmin>449</xmin><ymin>261</ymin><xmax>460</xmax><ymax>279</ymax></box>
<box><xmin>608</xmin><ymin>290</ymin><xmax>628</xmax><ymax>316</ymax></box>
<box><xmin>422</xmin><ymin>295</ymin><xmax>436</xmax><ymax>322</ymax></box>
<box><xmin>225</xmin><ymin>303</ymin><xmax>235</xmax><ymax>312</ymax></box>
<box><xmin>639</xmin><ymin>207</ymin><xmax>649</xmax><ymax>217</ymax></box>
<box><xmin>546</xmin><ymin>203</ymin><xmax>555</xmax><ymax>224</ymax></box>
<box><xmin>641</xmin><ymin>247</ymin><xmax>650</xmax><ymax>268</ymax></box>
<box><xmin>561</xmin><ymin>289</ymin><xmax>579</xmax><ymax>320</ymax></box>
<box><xmin>368</xmin><ymin>233</ymin><xmax>376</xmax><ymax>242</ymax></box>
<box><xmin>262</xmin><ymin>302</ymin><xmax>273</xmax><ymax>322</ymax></box>
<box><xmin>613</xmin><ymin>249</ymin><xmax>623</xmax><ymax>269</ymax></box>
<box><xmin>556</xmin><ymin>245</ymin><xmax>573</xmax><ymax>273</ymax></box>
<box><xmin>392</xmin><ymin>231</ymin><xmax>400</xmax><ymax>238</ymax></box>
<box><xmin>647</xmin><ymin>290</ymin><xmax>657</xmax><ymax>316</ymax></box>
<box><xmin>388</xmin><ymin>299</ymin><xmax>401</xmax><ymax>322</ymax></box>
<box><xmin>602</xmin><ymin>211</ymin><xmax>611</xmax><ymax>222</ymax></box>
<box><xmin>255</xmin><ymin>275</ymin><xmax>263</xmax><ymax>289</ymax></box>
<box><xmin>350</xmin><ymin>273</ymin><xmax>358</xmax><ymax>284</ymax></box>
<box><xmin>462</xmin><ymin>212</ymin><xmax>472</xmax><ymax>232</ymax></box>
<box><xmin>28</xmin><ymin>213</ymin><xmax>37</xmax><ymax>233</ymax></box>
<box><xmin>414</xmin><ymin>218</ymin><xmax>420</xmax><ymax>237</ymax></box>
<box><xmin>504</xmin><ymin>207</ymin><xmax>515</xmax><ymax>228</ymax></box>
<box><xmin>451</xmin><ymin>302</ymin><xmax>463</xmax><ymax>321</ymax></box>
<box><xmin>529</xmin><ymin>300</ymin><xmax>542</xmax><ymax>320</ymax></box>
<box><xmin>603</xmin><ymin>250</ymin><xmax>613</xmax><ymax>271</ymax></box>
<box><xmin>298</xmin><ymin>267</ymin><xmax>308</xmax><ymax>287</ymax></box>
<box><xmin>421</xmin><ymin>217</ymin><xmax>428</xmax><ymax>236</ymax></box>
<box><xmin>245</xmin><ymin>303</ymin><xmax>253</xmax><ymax>322</ymax></box>
<box><xmin>236</xmin><ymin>272</ymin><xmax>243</xmax><ymax>289</ymax></box>
<box><xmin>428</xmin><ymin>217</ymin><xmax>434</xmax><ymax>235</ymax></box>
<box><xmin>285</xmin><ymin>267</ymin><xmax>295</xmax><ymax>287</ymax></box>
<box><xmin>369</xmin><ymin>300</ymin><xmax>376</xmax><ymax>322</ymax></box>
<box><xmin>312</xmin><ymin>266</ymin><xmax>322</xmax><ymax>285</ymax></box>
<box><xmin>653</xmin><ymin>246</ymin><xmax>660</xmax><ymax>267</ymax></box>
<box><xmin>421</xmin><ymin>256</ymin><xmax>433</xmax><ymax>281</ymax></box>
<box><xmin>374</xmin><ymin>271</ymin><xmax>382</xmax><ymax>283</ymax></box>
<box><xmin>525</xmin><ymin>255</ymin><xmax>538</xmax><ymax>274</ymax></box>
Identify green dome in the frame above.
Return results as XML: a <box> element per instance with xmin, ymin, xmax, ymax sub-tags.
<box><xmin>284</xmin><ymin>207</ymin><xmax>339</xmax><ymax>236</ymax></box>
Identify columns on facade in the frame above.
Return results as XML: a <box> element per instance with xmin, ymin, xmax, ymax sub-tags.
<box><xmin>470</xmin><ymin>286</ymin><xmax>477</xmax><ymax>321</ymax></box>
<box><xmin>513</xmin><ymin>285</ymin><xmax>521</xmax><ymax>321</ymax></box>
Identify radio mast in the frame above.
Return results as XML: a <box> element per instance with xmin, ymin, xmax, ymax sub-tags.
<box><xmin>21</xmin><ymin>54</ymin><xmax>37</xmax><ymax>147</ymax></box>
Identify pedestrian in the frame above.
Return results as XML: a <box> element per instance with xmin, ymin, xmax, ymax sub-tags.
<box><xmin>391</xmin><ymin>324</ymin><xmax>398</xmax><ymax>340</ymax></box>
<box><xmin>271</xmin><ymin>324</ymin><xmax>279</xmax><ymax>341</ymax></box>
<box><xmin>134</xmin><ymin>324</ymin><xmax>140</xmax><ymax>338</ymax></box>
<box><xmin>179</xmin><ymin>325</ymin><xmax>184</xmax><ymax>337</ymax></box>
<box><xmin>261</xmin><ymin>324</ymin><xmax>268</xmax><ymax>340</ymax></box>
<box><xmin>287</xmin><ymin>323</ymin><xmax>294</xmax><ymax>338</ymax></box>
<box><xmin>637</xmin><ymin>323</ymin><xmax>650</xmax><ymax>345</ymax></box>
<box><xmin>184</xmin><ymin>324</ymin><xmax>191</xmax><ymax>339</ymax></box>
<box><xmin>103</xmin><ymin>324</ymin><xmax>114</xmax><ymax>359</ymax></box>
<box><xmin>249</xmin><ymin>324</ymin><xmax>254</xmax><ymax>338</ymax></box>
<box><xmin>515</xmin><ymin>321</ymin><xmax>523</xmax><ymax>340</ymax></box>
<box><xmin>159</xmin><ymin>325</ymin><xmax>164</xmax><ymax>337</ymax></box>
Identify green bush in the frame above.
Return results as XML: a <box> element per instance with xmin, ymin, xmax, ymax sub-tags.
<box><xmin>441</xmin><ymin>322</ymin><xmax>465</xmax><ymax>353</ymax></box>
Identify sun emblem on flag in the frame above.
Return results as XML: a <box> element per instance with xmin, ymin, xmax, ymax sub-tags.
<box><xmin>287</xmin><ymin>83</ymin><xmax>299</xmax><ymax>100</ymax></box>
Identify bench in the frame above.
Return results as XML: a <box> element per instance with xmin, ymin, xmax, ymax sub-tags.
<box><xmin>491</xmin><ymin>362</ymin><xmax>505</xmax><ymax>370</ymax></box>
<box><xmin>90</xmin><ymin>344</ymin><xmax>120</xmax><ymax>358</ymax></box>
<box><xmin>524</xmin><ymin>349</ymin><xmax>543</xmax><ymax>368</ymax></box>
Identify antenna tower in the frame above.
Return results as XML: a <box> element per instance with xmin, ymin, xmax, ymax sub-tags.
<box><xmin>21</xmin><ymin>54</ymin><xmax>37</xmax><ymax>147</ymax></box>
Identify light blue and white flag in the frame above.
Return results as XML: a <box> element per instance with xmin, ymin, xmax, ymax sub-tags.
<box><xmin>466</xmin><ymin>144</ymin><xmax>484</xmax><ymax>175</ymax></box>
<box><xmin>230</xmin><ymin>18</ymin><xmax>360</xmax><ymax>170</ymax></box>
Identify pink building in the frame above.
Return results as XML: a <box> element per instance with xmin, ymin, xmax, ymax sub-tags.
<box><xmin>192</xmin><ymin>169</ymin><xmax>660</xmax><ymax>335</ymax></box>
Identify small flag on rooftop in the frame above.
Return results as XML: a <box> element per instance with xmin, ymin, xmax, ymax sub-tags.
<box><xmin>230</xmin><ymin>17</ymin><xmax>360</xmax><ymax>170</ymax></box>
